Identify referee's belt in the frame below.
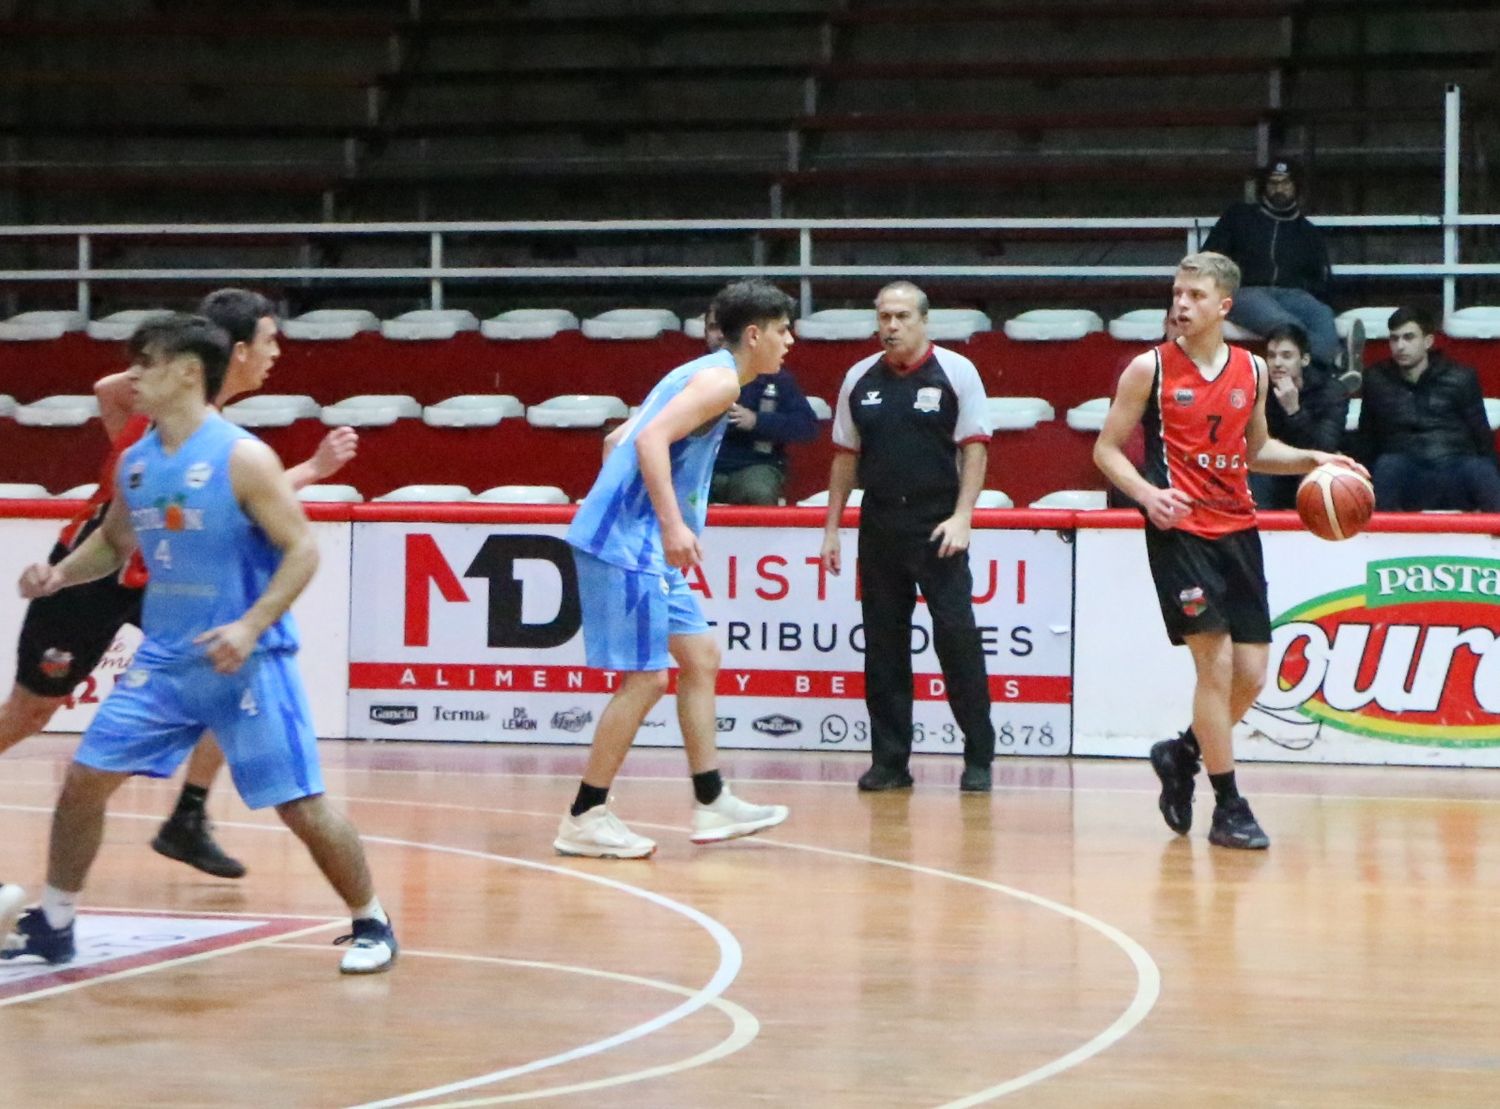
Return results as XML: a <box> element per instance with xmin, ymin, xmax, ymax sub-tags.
<box><xmin>862</xmin><ymin>490</ymin><xmax>956</xmax><ymax>511</ymax></box>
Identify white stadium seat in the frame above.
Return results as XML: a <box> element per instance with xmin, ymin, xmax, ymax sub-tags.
<box><xmin>581</xmin><ymin>308</ymin><xmax>680</xmax><ymax>340</ymax></box>
<box><xmin>1065</xmin><ymin>397</ymin><xmax>1110</xmax><ymax>432</ymax></box>
<box><xmin>797</xmin><ymin>488</ymin><xmax>864</xmax><ymax>507</ymax></box>
<box><xmin>1030</xmin><ymin>489</ymin><xmax>1108</xmax><ymax>510</ymax></box>
<box><xmin>1336</xmin><ymin>306</ymin><xmax>1399</xmax><ymax>340</ymax></box>
<box><xmin>986</xmin><ymin>396</ymin><xmax>1056</xmax><ymax>431</ymax></box>
<box><xmin>1108</xmin><ymin>309</ymin><xmax>1167</xmax><ymax>342</ymax></box>
<box><xmin>85</xmin><ymin>308</ymin><xmax>173</xmax><ymax>342</ymax></box>
<box><xmin>422</xmin><ymin>395</ymin><xmax>524</xmax><ymax>428</ymax></box>
<box><xmin>297</xmin><ymin>484</ymin><xmax>364</xmax><ymax>503</ymax></box>
<box><xmin>974</xmin><ymin>489</ymin><xmax>1014</xmax><ymax>508</ymax></box>
<box><xmin>0</xmin><ymin>310</ymin><xmax>86</xmax><ymax>341</ymax></box>
<box><xmin>1345</xmin><ymin>397</ymin><xmax>1362</xmax><ymax>432</ymax></box>
<box><xmin>1445</xmin><ymin>306</ymin><xmax>1500</xmax><ymax>340</ymax></box>
<box><xmin>1003</xmin><ymin>309</ymin><xmax>1104</xmax><ymax>341</ymax></box>
<box><xmin>0</xmin><ymin>394</ymin><xmax>15</xmax><ymax>417</ymax></box>
<box><xmin>222</xmin><ymin>394</ymin><xmax>322</xmax><ymax>428</ymax></box>
<box><xmin>806</xmin><ymin>396</ymin><xmax>833</xmax><ymax>420</ymax></box>
<box><xmin>13</xmin><ymin>394</ymin><xmax>100</xmax><ymax>427</ymax></box>
<box><xmin>795</xmin><ymin>309</ymin><xmax>877</xmax><ymax>341</ymax></box>
<box><xmin>481</xmin><ymin>308</ymin><xmax>579</xmax><ymax>341</ymax></box>
<box><xmin>374</xmin><ymin>484</ymin><xmax>473</xmax><ymax>503</ymax></box>
<box><xmin>1485</xmin><ymin>398</ymin><xmax>1500</xmax><ymax>430</ymax></box>
<box><xmin>57</xmin><ymin>483</ymin><xmax>99</xmax><ymax>500</ymax></box>
<box><xmin>380</xmin><ymin>309</ymin><xmax>479</xmax><ymax>341</ymax></box>
<box><xmin>525</xmin><ymin>394</ymin><xmax>628</xmax><ymax>428</ymax></box>
<box><xmin>683</xmin><ymin>314</ymin><xmax>707</xmax><ymax>340</ymax></box>
<box><xmin>0</xmin><ymin>483</ymin><xmax>51</xmax><ymax>498</ymax></box>
<box><xmin>280</xmin><ymin>309</ymin><xmax>380</xmax><ymax>341</ymax></box>
<box><xmin>320</xmin><ymin>394</ymin><xmax>421</xmax><ymax>427</ymax></box>
<box><xmin>475</xmin><ymin>484</ymin><xmax>571</xmax><ymax>504</ymax></box>
<box><xmin>925</xmin><ymin>309</ymin><xmax>992</xmax><ymax>342</ymax></box>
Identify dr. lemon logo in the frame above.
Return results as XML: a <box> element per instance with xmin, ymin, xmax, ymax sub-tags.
<box><xmin>1261</xmin><ymin>557</ymin><xmax>1500</xmax><ymax>746</ymax></box>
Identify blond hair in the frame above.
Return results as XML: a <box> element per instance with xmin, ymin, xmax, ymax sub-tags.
<box><xmin>1177</xmin><ymin>251</ymin><xmax>1241</xmax><ymax>296</ymax></box>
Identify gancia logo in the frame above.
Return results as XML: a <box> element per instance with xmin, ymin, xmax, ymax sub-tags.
<box><xmin>752</xmin><ymin>713</ymin><xmax>801</xmax><ymax>737</ymax></box>
<box><xmin>715</xmin><ymin>716</ymin><xmax>736</xmax><ymax>733</ymax></box>
<box><xmin>500</xmin><ymin>707</ymin><xmax>539</xmax><ymax>731</ymax></box>
<box><xmin>370</xmin><ymin>705</ymin><xmax>418</xmax><ymax>725</ymax></box>
<box><xmin>552</xmin><ymin>707</ymin><xmax>594</xmax><ymax>733</ymax></box>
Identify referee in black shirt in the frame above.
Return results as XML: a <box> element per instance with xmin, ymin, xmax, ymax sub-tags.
<box><xmin>818</xmin><ymin>282</ymin><xmax>997</xmax><ymax>792</ymax></box>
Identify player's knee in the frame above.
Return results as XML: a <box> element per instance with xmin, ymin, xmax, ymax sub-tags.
<box><xmin>678</xmin><ymin>636</ymin><xmax>721</xmax><ymax>678</ymax></box>
<box><xmin>626</xmin><ymin>669</ymin><xmax>670</xmax><ymax>699</ymax></box>
<box><xmin>58</xmin><ymin>761</ymin><xmax>122</xmax><ymax>808</ymax></box>
<box><xmin>274</xmin><ymin>794</ymin><xmax>325</xmax><ymax>836</ymax></box>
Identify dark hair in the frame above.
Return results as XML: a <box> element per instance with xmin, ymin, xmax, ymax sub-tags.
<box><xmin>1263</xmin><ymin>323</ymin><xmax>1309</xmax><ymax>354</ymax></box>
<box><xmin>709</xmin><ymin>280</ymin><xmax>796</xmax><ymax>346</ymax></box>
<box><xmin>1387</xmin><ymin>305</ymin><xmax>1437</xmax><ymax>337</ymax></box>
<box><xmin>131</xmin><ymin>313</ymin><xmax>233</xmax><ymax>399</ymax></box>
<box><xmin>196</xmin><ymin>287</ymin><xmax>275</xmax><ymax>346</ymax></box>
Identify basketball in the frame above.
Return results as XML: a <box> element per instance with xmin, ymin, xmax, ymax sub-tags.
<box><xmin>1296</xmin><ymin>462</ymin><xmax>1375</xmax><ymax>540</ymax></box>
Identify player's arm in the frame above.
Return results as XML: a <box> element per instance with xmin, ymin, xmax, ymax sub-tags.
<box><xmin>284</xmin><ymin>426</ymin><xmax>358</xmax><ymax>490</ymax></box>
<box><xmin>18</xmin><ymin>487</ymin><xmax>137</xmax><ymax>598</ymax></box>
<box><xmin>634</xmin><ymin>368</ymin><xmax>740</xmax><ymax>569</ymax></box>
<box><xmin>195</xmin><ymin>440</ymin><xmax>319</xmax><ymax>673</ymax></box>
<box><xmin>94</xmin><ymin>371</ymin><xmax>136</xmax><ymax>441</ymax></box>
<box><xmin>1247</xmin><ymin>355</ymin><xmax>1363</xmax><ymax>476</ymax></box>
<box><xmin>1094</xmin><ymin>353</ymin><xmax>1191</xmax><ymax>529</ymax></box>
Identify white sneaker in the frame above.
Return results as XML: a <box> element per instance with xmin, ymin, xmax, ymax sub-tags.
<box><xmin>335</xmin><ymin>916</ymin><xmax>398</xmax><ymax>975</ymax></box>
<box><xmin>554</xmin><ymin>807</ymin><xmax>657</xmax><ymax>859</ymax></box>
<box><xmin>0</xmin><ymin>883</ymin><xmax>25</xmax><ymax>944</ymax></box>
<box><xmin>690</xmin><ymin>786</ymin><xmax>789</xmax><ymax>845</ymax></box>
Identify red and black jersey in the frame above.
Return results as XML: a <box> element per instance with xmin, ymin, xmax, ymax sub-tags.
<box><xmin>1142</xmin><ymin>340</ymin><xmax>1261</xmax><ymax>539</ymax></box>
<box><xmin>57</xmin><ymin>413</ymin><xmax>151</xmax><ymax>588</ymax></box>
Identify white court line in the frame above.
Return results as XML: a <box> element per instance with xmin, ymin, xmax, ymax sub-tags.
<box><xmin>277</xmin><ymin>944</ymin><xmax>761</xmax><ymax>1108</ymax></box>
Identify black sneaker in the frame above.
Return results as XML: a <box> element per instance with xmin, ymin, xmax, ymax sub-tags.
<box><xmin>152</xmin><ymin>811</ymin><xmax>248</xmax><ymax>879</ymax></box>
<box><xmin>0</xmin><ymin>907</ymin><xmax>75</xmax><ymax>965</ymax></box>
<box><xmin>1149</xmin><ymin>736</ymin><xmax>1199</xmax><ymax>834</ymax></box>
<box><xmin>857</xmin><ymin>764</ymin><xmax>915</xmax><ymax>792</ymax></box>
<box><xmin>1208</xmin><ymin>797</ymin><xmax>1270</xmax><ymax>850</ymax></box>
<box><xmin>1338</xmin><ymin>318</ymin><xmax>1365</xmax><ymax>395</ymax></box>
<box><xmin>959</xmin><ymin>764</ymin><xmax>992</xmax><ymax>792</ymax></box>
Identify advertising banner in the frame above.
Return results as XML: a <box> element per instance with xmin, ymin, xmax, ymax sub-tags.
<box><xmin>346</xmin><ymin>520</ymin><xmax>1075</xmax><ymax>754</ymax></box>
<box><xmin>1074</xmin><ymin>527</ymin><xmax>1500</xmax><ymax>766</ymax></box>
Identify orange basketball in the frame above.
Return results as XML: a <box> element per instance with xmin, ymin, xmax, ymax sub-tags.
<box><xmin>1297</xmin><ymin>463</ymin><xmax>1375</xmax><ymax>541</ymax></box>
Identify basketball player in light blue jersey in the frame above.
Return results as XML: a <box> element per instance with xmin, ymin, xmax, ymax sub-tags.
<box><xmin>5</xmin><ymin>314</ymin><xmax>396</xmax><ymax>974</ymax></box>
<box><xmin>558</xmin><ymin>280</ymin><xmax>796</xmax><ymax>858</ymax></box>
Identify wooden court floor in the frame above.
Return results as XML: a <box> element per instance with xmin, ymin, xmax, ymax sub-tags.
<box><xmin>2</xmin><ymin>735</ymin><xmax>1499</xmax><ymax>1107</ymax></box>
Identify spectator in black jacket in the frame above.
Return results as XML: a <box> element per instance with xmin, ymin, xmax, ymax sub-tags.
<box><xmin>1250</xmin><ymin>323</ymin><xmax>1350</xmax><ymax>509</ymax></box>
<box><xmin>703</xmin><ymin>304</ymin><xmax>818</xmax><ymax>504</ymax></box>
<box><xmin>1203</xmin><ymin>159</ymin><xmax>1363</xmax><ymax>392</ymax></box>
<box><xmin>1357</xmin><ymin>306</ymin><xmax>1500</xmax><ymax>512</ymax></box>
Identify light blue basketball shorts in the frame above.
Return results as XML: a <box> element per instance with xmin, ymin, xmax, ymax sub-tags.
<box><xmin>572</xmin><ymin>548</ymin><xmax>710</xmax><ymax>671</ymax></box>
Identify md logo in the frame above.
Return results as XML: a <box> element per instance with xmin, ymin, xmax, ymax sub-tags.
<box><xmin>404</xmin><ymin>533</ymin><xmax>581</xmax><ymax>649</ymax></box>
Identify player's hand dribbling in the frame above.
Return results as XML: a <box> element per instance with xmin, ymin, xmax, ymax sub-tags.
<box><xmin>195</xmin><ymin>620</ymin><xmax>258</xmax><ymax>674</ymax></box>
<box><xmin>1142</xmin><ymin>486</ymin><xmax>1194</xmax><ymax>531</ymax></box>
<box><xmin>1309</xmin><ymin>451</ymin><xmax>1370</xmax><ymax>480</ymax></box>
<box><xmin>820</xmin><ymin>532</ymin><xmax>841</xmax><ymax>575</ymax></box>
<box><xmin>17</xmin><ymin>563</ymin><xmax>65</xmax><ymax>599</ymax></box>
<box><xmin>661</xmin><ymin>521</ymin><xmax>702</xmax><ymax>570</ymax></box>
<box><xmin>312</xmin><ymin>426</ymin><xmax>358</xmax><ymax>479</ymax></box>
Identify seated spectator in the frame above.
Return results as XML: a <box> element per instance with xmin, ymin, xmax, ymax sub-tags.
<box><xmin>1357</xmin><ymin>306</ymin><xmax>1500</xmax><ymax>512</ymax></box>
<box><xmin>1249</xmin><ymin>323</ymin><xmax>1350</xmax><ymax>509</ymax></box>
<box><xmin>705</xmin><ymin>304</ymin><xmax>817</xmax><ymax>505</ymax></box>
<box><xmin>1203</xmin><ymin>159</ymin><xmax>1364</xmax><ymax>392</ymax></box>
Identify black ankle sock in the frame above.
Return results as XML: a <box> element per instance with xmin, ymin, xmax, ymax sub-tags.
<box><xmin>1180</xmin><ymin>727</ymin><xmax>1201</xmax><ymax>760</ymax></box>
<box><xmin>692</xmin><ymin>769</ymin><xmax>724</xmax><ymax>806</ymax></box>
<box><xmin>1209</xmin><ymin>771</ymin><xmax>1239</xmax><ymax>803</ymax></box>
<box><xmin>174</xmin><ymin>784</ymin><xmax>209</xmax><ymax>819</ymax></box>
<box><xmin>571</xmin><ymin>783</ymin><xmax>609</xmax><ymax>817</ymax></box>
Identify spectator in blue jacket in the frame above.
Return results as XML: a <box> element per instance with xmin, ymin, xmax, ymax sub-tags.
<box><xmin>705</xmin><ymin>304</ymin><xmax>818</xmax><ymax>505</ymax></box>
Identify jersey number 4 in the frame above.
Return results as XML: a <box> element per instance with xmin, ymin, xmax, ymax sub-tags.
<box><xmin>153</xmin><ymin>538</ymin><xmax>172</xmax><ymax>569</ymax></box>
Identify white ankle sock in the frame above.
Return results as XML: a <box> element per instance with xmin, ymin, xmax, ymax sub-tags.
<box><xmin>353</xmin><ymin>896</ymin><xmax>388</xmax><ymax>925</ymax></box>
<box><xmin>42</xmin><ymin>885</ymin><xmax>77</xmax><ymax>929</ymax></box>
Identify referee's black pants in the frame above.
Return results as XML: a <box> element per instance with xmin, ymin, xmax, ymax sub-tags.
<box><xmin>858</xmin><ymin>503</ymin><xmax>995</xmax><ymax>771</ymax></box>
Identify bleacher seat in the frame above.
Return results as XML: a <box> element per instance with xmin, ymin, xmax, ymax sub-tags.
<box><xmin>798</xmin><ymin>488</ymin><xmax>864</xmax><ymax>507</ymax></box>
<box><xmin>297</xmin><ymin>484</ymin><xmax>364</xmax><ymax>503</ymax></box>
<box><xmin>1445</xmin><ymin>306</ymin><xmax>1500</xmax><ymax>340</ymax></box>
<box><xmin>1108</xmin><ymin>309</ymin><xmax>1167</xmax><ymax>342</ymax></box>
<box><xmin>480</xmin><ymin>309</ymin><xmax>579</xmax><ymax>341</ymax></box>
<box><xmin>475</xmin><ymin>484</ymin><xmax>571</xmax><ymax>504</ymax></box>
<box><xmin>57</xmin><ymin>483</ymin><xmax>98</xmax><ymax>500</ymax></box>
<box><xmin>223</xmin><ymin>394</ymin><xmax>322</xmax><ymax>428</ymax></box>
<box><xmin>0</xmin><ymin>394</ymin><xmax>15</xmax><ymax>417</ymax></box>
<box><xmin>806</xmin><ymin>397</ymin><xmax>833</xmax><ymax>420</ymax></box>
<box><xmin>974</xmin><ymin>489</ymin><xmax>1014</xmax><ymax>508</ymax></box>
<box><xmin>683</xmin><ymin>315</ymin><xmax>707</xmax><ymax>341</ymax></box>
<box><xmin>1346</xmin><ymin>397</ymin><xmax>1362</xmax><ymax>432</ymax></box>
<box><xmin>280</xmin><ymin>309</ymin><xmax>380</xmax><ymax>341</ymax></box>
<box><xmin>374</xmin><ymin>484</ymin><xmax>473</xmax><ymax>502</ymax></box>
<box><xmin>1003</xmin><ymin>309</ymin><xmax>1104</xmax><ymax>341</ymax></box>
<box><xmin>380</xmin><ymin>309</ymin><xmax>480</xmax><ymax>341</ymax></box>
<box><xmin>1030</xmin><ymin>489</ymin><xmax>1108</xmax><ymax>510</ymax></box>
<box><xmin>525</xmin><ymin>394</ymin><xmax>628</xmax><ymax>428</ymax></box>
<box><xmin>795</xmin><ymin>309</ymin><xmax>877</xmax><ymax>341</ymax></box>
<box><xmin>925</xmin><ymin>309</ymin><xmax>992</xmax><ymax>342</ymax></box>
<box><xmin>0</xmin><ymin>310</ymin><xmax>86</xmax><ymax>341</ymax></box>
<box><xmin>0</xmin><ymin>483</ymin><xmax>51</xmax><ymax>498</ymax></box>
<box><xmin>13</xmin><ymin>395</ymin><xmax>100</xmax><ymax>427</ymax></box>
<box><xmin>422</xmin><ymin>395</ymin><xmax>524</xmax><ymax>428</ymax></box>
<box><xmin>581</xmin><ymin>309</ymin><xmax>681</xmax><ymax>340</ymax></box>
<box><xmin>320</xmin><ymin>394</ymin><xmax>422</xmax><ymax>427</ymax></box>
<box><xmin>1336</xmin><ymin>306</ymin><xmax>1399</xmax><ymax>340</ymax></box>
<box><xmin>1485</xmin><ymin>398</ymin><xmax>1500</xmax><ymax>430</ymax></box>
<box><xmin>986</xmin><ymin>396</ymin><xmax>1056</xmax><ymax>431</ymax></box>
<box><xmin>86</xmin><ymin>308</ymin><xmax>172</xmax><ymax>341</ymax></box>
<box><xmin>1065</xmin><ymin>397</ymin><xmax>1110</xmax><ymax>432</ymax></box>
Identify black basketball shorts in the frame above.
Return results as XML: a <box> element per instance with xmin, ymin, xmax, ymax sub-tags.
<box><xmin>1143</xmin><ymin>524</ymin><xmax>1271</xmax><ymax>647</ymax></box>
<box><xmin>15</xmin><ymin>540</ymin><xmax>144</xmax><ymax>698</ymax></box>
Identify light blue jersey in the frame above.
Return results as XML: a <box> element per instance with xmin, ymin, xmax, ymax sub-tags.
<box><xmin>567</xmin><ymin>350</ymin><xmax>735</xmax><ymax>573</ymax></box>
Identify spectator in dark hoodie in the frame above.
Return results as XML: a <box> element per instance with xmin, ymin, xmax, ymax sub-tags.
<box><xmin>1249</xmin><ymin>323</ymin><xmax>1350</xmax><ymax>509</ymax></box>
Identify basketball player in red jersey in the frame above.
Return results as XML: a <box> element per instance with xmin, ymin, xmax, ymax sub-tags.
<box><xmin>1094</xmin><ymin>251</ymin><xmax>1364</xmax><ymax>849</ymax></box>
<box><xmin>0</xmin><ymin>289</ymin><xmax>356</xmax><ymax>879</ymax></box>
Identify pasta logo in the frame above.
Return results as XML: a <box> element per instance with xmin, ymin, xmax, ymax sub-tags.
<box><xmin>1261</xmin><ymin>557</ymin><xmax>1500</xmax><ymax>746</ymax></box>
